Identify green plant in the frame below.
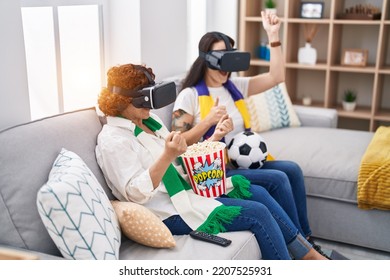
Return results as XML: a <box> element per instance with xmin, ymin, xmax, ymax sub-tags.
<box><xmin>265</xmin><ymin>0</ymin><xmax>276</xmax><ymax>9</ymax></box>
<box><xmin>343</xmin><ymin>89</ymin><xmax>357</xmax><ymax>102</ymax></box>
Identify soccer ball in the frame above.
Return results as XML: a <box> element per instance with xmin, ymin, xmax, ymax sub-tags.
<box><xmin>227</xmin><ymin>131</ymin><xmax>268</xmax><ymax>169</ymax></box>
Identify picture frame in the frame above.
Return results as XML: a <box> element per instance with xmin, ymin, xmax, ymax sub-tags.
<box><xmin>341</xmin><ymin>49</ymin><xmax>368</xmax><ymax>67</ymax></box>
<box><xmin>300</xmin><ymin>2</ymin><xmax>324</xmax><ymax>19</ymax></box>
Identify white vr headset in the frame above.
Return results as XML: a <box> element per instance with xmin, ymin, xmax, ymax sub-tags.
<box><xmin>199</xmin><ymin>32</ymin><xmax>251</xmax><ymax>72</ymax></box>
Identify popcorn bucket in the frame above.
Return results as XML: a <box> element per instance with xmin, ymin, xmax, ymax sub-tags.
<box><xmin>181</xmin><ymin>142</ymin><xmax>226</xmax><ymax>198</ymax></box>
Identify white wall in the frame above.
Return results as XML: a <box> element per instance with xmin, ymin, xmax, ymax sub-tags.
<box><xmin>186</xmin><ymin>0</ymin><xmax>238</xmax><ymax>68</ymax></box>
<box><xmin>0</xmin><ymin>1</ymin><xmax>31</xmax><ymax>130</ymax></box>
<box><xmin>106</xmin><ymin>0</ymin><xmax>238</xmax><ymax>79</ymax></box>
<box><xmin>105</xmin><ymin>0</ymin><xmax>141</xmax><ymax>68</ymax></box>
<box><xmin>140</xmin><ymin>0</ymin><xmax>188</xmax><ymax>80</ymax></box>
<box><xmin>206</xmin><ymin>0</ymin><xmax>238</xmax><ymax>44</ymax></box>
<box><xmin>104</xmin><ymin>0</ymin><xmax>188</xmax><ymax>80</ymax></box>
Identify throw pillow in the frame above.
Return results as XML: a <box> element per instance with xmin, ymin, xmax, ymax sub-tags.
<box><xmin>36</xmin><ymin>148</ymin><xmax>121</xmax><ymax>260</ymax></box>
<box><xmin>111</xmin><ymin>200</ymin><xmax>176</xmax><ymax>248</ymax></box>
<box><xmin>245</xmin><ymin>82</ymin><xmax>301</xmax><ymax>132</ymax></box>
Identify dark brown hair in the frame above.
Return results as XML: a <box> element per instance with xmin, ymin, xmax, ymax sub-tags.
<box><xmin>181</xmin><ymin>32</ymin><xmax>235</xmax><ymax>89</ymax></box>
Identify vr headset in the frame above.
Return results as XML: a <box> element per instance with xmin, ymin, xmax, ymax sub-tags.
<box><xmin>108</xmin><ymin>66</ymin><xmax>176</xmax><ymax>109</ymax></box>
<box><xmin>199</xmin><ymin>32</ymin><xmax>250</xmax><ymax>72</ymax></box>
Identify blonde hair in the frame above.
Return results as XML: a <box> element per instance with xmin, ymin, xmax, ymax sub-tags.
<box><xmin>98</xmin><ymin>63</ymin><xmax>155</xmax><ymax>116</ymax></box>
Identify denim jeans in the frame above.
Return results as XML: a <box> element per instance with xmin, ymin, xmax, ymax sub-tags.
<box><xmin>163</xmin><ymin>185</ymin><xmax>312</xmax><ymax>260</ymax></box>
<box><xmin>226</xmin><ymin>160</ymin><xmax>312</xmax><ymax>238</ymax></box>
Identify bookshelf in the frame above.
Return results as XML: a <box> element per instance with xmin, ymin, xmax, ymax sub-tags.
<box><xmin>238</xmin><ymin>0</ymin><xmax>390</xmax><ymax>131</ymax></box>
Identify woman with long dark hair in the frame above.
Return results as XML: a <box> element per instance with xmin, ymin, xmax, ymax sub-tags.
<box><xmin>172</xmin><ymin>11</ymin><xmax>331</xmax><ymax>258</ymax></box>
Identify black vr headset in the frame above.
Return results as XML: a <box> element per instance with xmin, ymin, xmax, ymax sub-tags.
<box><xmin>108</xmin><ymin>66</ymin><xmax>176</xmax><ymax>109</ymax></box>
<box><xmin>199</xmin><ymin>32</ymin><xmax>251</xmax><ymax>72</ymax></box>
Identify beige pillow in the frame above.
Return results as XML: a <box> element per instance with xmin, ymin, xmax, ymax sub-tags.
<box><xmin>245</xmin><ymin>82</ymin><xmax>301</xmax><ymax>132</ymax></box>
<box><xmin>111</xmin><ymin>201</ymin><xmax>176</xmax><ymax>248</ymax></box>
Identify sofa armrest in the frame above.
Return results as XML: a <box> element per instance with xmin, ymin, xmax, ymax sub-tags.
<box><xmin>293</xmin><ymin>105</ymin><xmax>338</xmax><ymax>128</ymax></box>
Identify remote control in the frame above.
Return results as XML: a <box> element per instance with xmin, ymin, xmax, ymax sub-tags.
<box><xmin>189</xmin><ymin>230</ymin><xmax>232</xmax><ymax>247</ymax></box>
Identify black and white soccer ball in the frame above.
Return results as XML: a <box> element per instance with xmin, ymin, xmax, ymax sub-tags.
<box><xmin>227</xmin><ymin>131</ymin><xmax>268</xmax><ymax>169</ymax></box>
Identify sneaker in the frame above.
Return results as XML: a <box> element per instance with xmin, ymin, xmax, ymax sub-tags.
<box><xmin>308</xmin><ymin>237</ymin><xmax>332</xmax><ymax>259</ymax></box>
<box><xmin>308</xmin><ymin>237</ymin><xmax>349</xmax><ymax>260</ymax></box>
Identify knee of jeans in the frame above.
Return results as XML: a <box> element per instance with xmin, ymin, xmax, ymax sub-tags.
<box><xmin>283</xmin><ymin>161</ymin><xmax>303</xmax><ymax>176</ymax></box>
<box><xmin>268</xmin><ymin>172</ymin><xmax>290</xmax><ymax>190</ymax></box>
<box><xmin>250</xmin><ymin>185</ymin><xmax>269</xmax><ymax>196</ymax></box>
<box><xmin>247</xmin><ymin>202</ymin><xmax>273</xmax><ymax>220</ymax></box>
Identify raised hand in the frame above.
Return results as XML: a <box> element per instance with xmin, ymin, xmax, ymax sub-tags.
<box><xmin>261</xmin><ymin>10</ymin><xmax>281</xmax><ymax>37</ymax></box>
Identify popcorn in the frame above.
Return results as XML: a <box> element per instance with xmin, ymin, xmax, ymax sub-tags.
<box><xmin>182</xmin><ymin>141</ymin><xmax>226</xmax><ymax>157</ymax></box>
<box><xmin>181</xmin><ymin>141</ymin><xmax>227</xmax><ymax>197</ymax></box>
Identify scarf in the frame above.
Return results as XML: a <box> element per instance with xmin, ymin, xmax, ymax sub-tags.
<box><xmin>195</xmin><ymin>79</ymin><xmax>251</xmax><ymax>141</ymax></box>
<box><xmin>132</xmin><ymin>116</ymin><xmax>252</xmax><ymax>234</ymax></box>
<box><xmin>195</xmin><ymin>80</ymin><xmax>275</xmax><ymax>161</ymax></box>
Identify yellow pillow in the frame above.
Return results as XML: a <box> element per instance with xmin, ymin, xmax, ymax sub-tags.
<box><xmin>111</xmin><ymin>201</ymin><xmax>176</xmax><ymax>248</ymax></box>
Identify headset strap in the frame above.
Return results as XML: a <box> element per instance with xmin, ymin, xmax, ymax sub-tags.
<box><xmin>108</xmin><ymin>65</ymin><xmax>155</xmax><ymax>97</ymax></box>
<box><xmin>198</xmin><ymin>32</ymin><xmax>235</xmax><ymax>58</ymax></box>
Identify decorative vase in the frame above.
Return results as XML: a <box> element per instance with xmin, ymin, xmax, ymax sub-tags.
<box><xmin>342</xmin><ymin>101</ymin><xmax>357</xmax><ymax>112</ymax></box>
<box><xmin>302</xmin><ymin>96</ymin><xmax>312</xmax><ymax>106</ymax></box>
<box><xmin>265</xmin><ymin>8</ymin><xmax>277</xmax><ymax>15</ymax></box>
<box><xmin>257</xmin><ymin>42</ymin><xmax>268</xmax><ymax>60</ymax></box>
<box><xmin>298</xmin><ymin>42</ymin><xmax>317</xmax><ymax>65</ymax></box>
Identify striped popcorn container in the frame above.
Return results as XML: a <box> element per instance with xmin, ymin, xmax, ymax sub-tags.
<box><xmin>181</xmin><ymin>142</ymin><xmax>226</xmax><ymax>198</ymax></box>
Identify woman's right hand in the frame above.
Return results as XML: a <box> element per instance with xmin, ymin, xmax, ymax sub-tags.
<box><xmin>164</xmin><ymin>131</ymin><xmax>187</xmax><ymax>161</ymax></box>
<box><xmin>149</xmin><ymin>131</ymin><xmax>187</xmax><ymax>189</ymax></box>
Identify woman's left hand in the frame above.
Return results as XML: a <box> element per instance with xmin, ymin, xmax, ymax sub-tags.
<box><xmin>210</xmin><ymin>114</ymin><xmax>233</xmax><ymax>141</ymax></box>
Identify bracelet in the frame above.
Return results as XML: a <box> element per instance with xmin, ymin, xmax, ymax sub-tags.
<box><xmin>270</xmin><ymin>41</ymin><xmax>281</xmax><ymax>47</ymax></box>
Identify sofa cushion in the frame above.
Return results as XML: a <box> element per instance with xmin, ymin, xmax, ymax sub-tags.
<box><xmin>0</xmin><ymin>108</ymin><xmax>109</xmax><ymax>256</ymax></box>
<box><xmin>293</xmin><ymin>105</ymin><xmax>338</xmax><ymax>128</ymax></box>
<box><xmin>111</xmin><ymin>200</ymin><xmax>176</xmax><ymax>248</ymax></box>
<box><xmin>261</xmin><ymin>127</ymin><xmax>374</xmax><ymax>203</ymax></box>
<box><xmin>119</xmin><ymin>231</ymin><xmax>260</xmax><ymax>260</ymax></box>
<box><xmin>37</xmin><ymin>148</ymin><xmax>121</xmax><ymax>260</ymax></box>
<box><xmin>245</xmin><ymin>83</ymin><xmax>301</xmax><ymax>132</ymax></box>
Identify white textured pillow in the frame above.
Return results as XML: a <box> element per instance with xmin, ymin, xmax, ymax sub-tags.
<box><xmin>37</xmin><ymin>148</ymin><xmax>121</xmax><ymax>260</ymax></box>
<box><xmin>245</xmin><ymin>83</ymin><xmax>301</xmax><ymax>132</ymax></box>
<box><xmin>111</xmin><ymin>201</ymin><xmax>176</xmax><ymax>248</ymax></box>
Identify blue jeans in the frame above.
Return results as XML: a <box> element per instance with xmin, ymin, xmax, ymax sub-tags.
<box><xmin>227</xmin><ymin>160</ymin><xmax>311</xmax><ymax>238</ymax></box>
<box><xmin>163</xmin><ymin>185</ymin><xmax>312</xmax><ymax>260</ymax></box>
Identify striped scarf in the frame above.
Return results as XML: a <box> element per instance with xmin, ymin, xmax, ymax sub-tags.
<box><xmin>195</xmin><ymin>80</ymin><xmax>275</xmax><ymax>161</ymax></box>
<box><xmin>132</xmin><ymin>116</ymin><xmax>252</xmax><ymax>233</ymax></box>
<box><xmin>195</xmin><ymin>79</ymin><xmax>251</xmax><ymax>141</ymax></box>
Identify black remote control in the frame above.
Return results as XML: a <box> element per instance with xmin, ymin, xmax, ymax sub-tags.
<box><xmin>189</xmin><ymin>230</ymin><xmax>232</xmax><ymax>247</ymax></box>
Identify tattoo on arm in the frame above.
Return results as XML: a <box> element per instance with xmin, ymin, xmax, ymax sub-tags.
<box><xmin>172</xmin><ymin>109</ymin><xmax>192</xmax><ymax>132</ymax></box>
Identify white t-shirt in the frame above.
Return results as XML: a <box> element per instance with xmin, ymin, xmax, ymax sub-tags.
<box><xmin>95</xmin><ymin>114</ymin><xmax>179</xmax><ymax>221</ymax></box>
<box><xmin>173</xmin><ymin>76</ymin><xmax>251</xmax><ymax>145</ymax></box>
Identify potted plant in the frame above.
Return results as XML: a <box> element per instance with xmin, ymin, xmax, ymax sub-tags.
<box><xmin>265</xmin><ymin>0</ymin><xmax>277</xmax><ymax>14</ymax></box>
<box><xmin>342</xmin><ymin>89</ymin><xmax>357</xmax><ymax>111</ymax></box>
